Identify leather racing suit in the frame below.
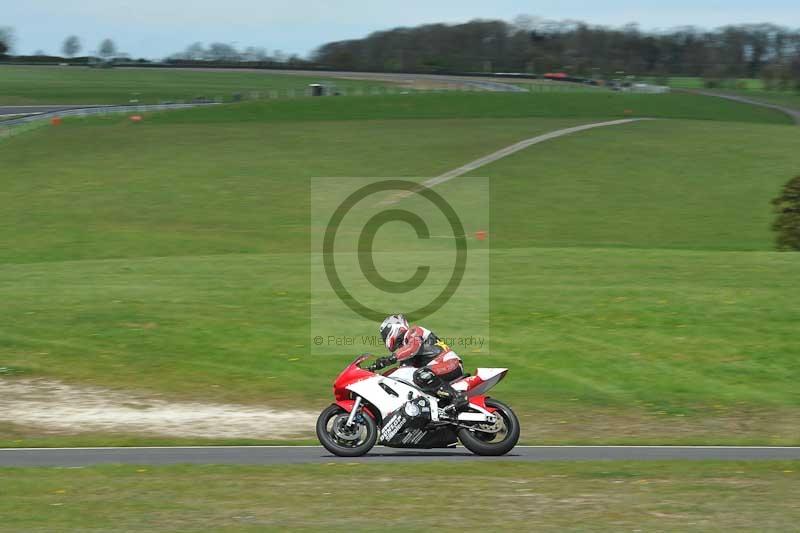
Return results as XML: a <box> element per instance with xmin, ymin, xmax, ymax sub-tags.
<box><xmin>376</xmin><ymin>326</ymin><xmax>468</xmax><ymax>410</ymax></box>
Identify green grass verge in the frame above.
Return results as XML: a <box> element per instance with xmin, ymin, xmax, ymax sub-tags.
<box><xmin>0</xmin><ymin>462</ymin><xmax>798</xmax><ymax>531</ymax></box>
<box><xmin>656</xmin><ymin>76</ymin><xmax>766</xmax><ymax>90</ymax></box>
<box><xmin>2</xmin><ymin>246</ymin><xmax>800</xmax><ymax>407</ymax></box>
<box><xmin>0</xmin><ymin>65</ymin><xmax>398</xmax><ymax>105</ymax></box>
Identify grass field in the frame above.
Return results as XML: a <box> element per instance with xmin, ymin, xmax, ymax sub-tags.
<box><xmin>1</xmin><ymin>461</ymin><xmax>798</xmax><ymax>531</ymax></box>
<box><xmin>0</xmin><ymin>65</ymin><xmax>400</xmax><ymax>105</ymax></box>
<box><xmin>2</xmin><ymin>88</ymin><xmax>800</xmax><ymax>445</ymax></box>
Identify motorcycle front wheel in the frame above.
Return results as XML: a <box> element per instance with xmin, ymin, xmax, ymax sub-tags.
<box><xmin>458</xmin><ymin>398</ymin><xmax>520</xmax><ymax>456</ymax></box>
<box><xmin>316</xmin><ymin>404</ymin><xmax>378</xmax><ymax>457</ymax></box>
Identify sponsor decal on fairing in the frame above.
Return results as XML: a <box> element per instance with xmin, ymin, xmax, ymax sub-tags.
<box><xmin>380</xmin><ymin>412</ymin><xmax>407</xmax><ymax>442</ymax></box>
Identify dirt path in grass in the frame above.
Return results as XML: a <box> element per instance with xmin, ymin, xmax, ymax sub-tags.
<box><xmin>0</xmin><ymin>378</ymin><xmax>316</xmax><ymax>439</ymax></box>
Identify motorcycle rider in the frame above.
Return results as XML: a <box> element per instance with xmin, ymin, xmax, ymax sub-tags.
<box><xmin>373</xmin><ymin>314</ymin><xmax>468</xmax><ymax>412</ymax></box>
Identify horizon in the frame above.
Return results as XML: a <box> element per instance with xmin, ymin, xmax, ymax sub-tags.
<box><xmin>5</xmin><ymin>0</ymin><xmax>800</xmax><ymax>60</ymax></box>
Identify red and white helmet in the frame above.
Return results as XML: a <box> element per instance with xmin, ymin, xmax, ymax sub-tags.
<box><xmin>379</xmin><ymin>314</ymin><xmax>409</xmax><ymax>351</ymax></box>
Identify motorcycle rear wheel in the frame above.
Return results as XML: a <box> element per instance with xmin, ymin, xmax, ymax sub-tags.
<box><xmin>458</xmin><ymin>398</ymin><xmax>520</xmax><ymax>456</ymax></box>
<box><xmin>316</xmin><ymin>404</ymin><xmax>377</xmax><ymax>457</ymax></box>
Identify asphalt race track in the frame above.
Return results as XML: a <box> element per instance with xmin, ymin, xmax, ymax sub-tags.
<box><xmin>0</xmin><ymin>105</ymin><xmax>105</xmax><ymax>117</ymax></box>
<box><xmin>2</xmin><ymin>446</ymin><xmax>799</xmax><ymax>466</ymax></box>
<box><xmin>691</xmin><ymin>90</ymin><xmax>800</xmax><ymax>124</ymax></box>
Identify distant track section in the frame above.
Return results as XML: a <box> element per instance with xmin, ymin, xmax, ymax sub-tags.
<box><xmin>424</xmin><ymin>118</ymin><xmax>651</xmax><ymax>188</ymax></box>
<box><xmin>2</xmin><ymin>446</ymin><xmax>799</xmax><ymax>466</ymax></box>
<box><xmin>0</xmin><ymin>104</ymin><xmax>107</xmax><ymax>117</ymax></box>
<box><xmin>121</xmin><ymin>66</ymin><xmax>529</xmax><ymax>92</ymax></box>
<box><xmin>692</xmin><ymin>90</ymin><xmax>800</xmax><ymax>125</ymax></box>
<box><xmin>383</xmin><ymin>118</ymin><xmax>650</xmax><ymax>205</ymax></box>
<box><xmin>0</xmin><ymin>102</ymin><xmax>218</xmax><ymax>128</ymax></box>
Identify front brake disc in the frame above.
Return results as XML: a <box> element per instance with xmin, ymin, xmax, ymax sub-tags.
<box><xmin>332</xmin><ymin>415</ymin><xmax>361</xmax><ymax>441</ymax></box>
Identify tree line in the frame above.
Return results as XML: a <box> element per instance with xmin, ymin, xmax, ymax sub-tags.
<box><xmin>0</xmin><ymin>29</ymin><xmax>119</xmax><ymax>61</ymax></box>
<box><xmin>0</xmin><ymin>29</ymin><xmax>298</xmax><ymax>66</ymax></box>
<box><xmin>312</xmin><ymin>17</ymin><xmax>800</xmax><ymax>88</ymax></box>
<box><xmin>3</xmin><ymin>17</ymin><xmax>800</xmax><ymax>89</ymax></box>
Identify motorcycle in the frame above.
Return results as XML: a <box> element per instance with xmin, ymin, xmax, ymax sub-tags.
<box><xmin>316</xmin><ymin>354</ymin><xmax>520</xmax><ymax>457</ymax></box>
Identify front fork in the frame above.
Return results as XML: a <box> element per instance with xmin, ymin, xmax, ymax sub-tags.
<box><xmin>345</xmin><ymin>395</ymin><xmax>363</xmax><ymax>427</ymax></box>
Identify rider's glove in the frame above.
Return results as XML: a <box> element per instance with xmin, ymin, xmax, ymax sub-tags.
<box><xmin>371</xmin><ymin>355</ymin><xmax>397</xmax><ymax>371</ymax></box>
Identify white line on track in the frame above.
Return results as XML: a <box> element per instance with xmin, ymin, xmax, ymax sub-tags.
<box><xmin>381</xmin><ymin>117</ymin><xmax>651</xmax><ymax>205</ymax></box>
<box><xmin>2</xmin><ymin>445</ymin><xmax>798</xmax><ymax>451</ymax></box>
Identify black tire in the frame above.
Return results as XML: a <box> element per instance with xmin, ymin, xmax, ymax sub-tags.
<box><xmin>316</xmin><ymin>403</ymin><xmax>377</xmax><ymax>457</ymax></box>
<box><xmin>458</xmin><ymin>398</ymin><xmax>520</xmax><ymax>456</ymax></box>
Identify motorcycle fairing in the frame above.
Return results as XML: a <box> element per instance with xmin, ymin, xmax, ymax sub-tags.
<box><xmin>452</xmin><ymin>368</ymin><xmax>508</xmax><ymax>396</ymax></box>
<box><xmin>347</xmin><ymin>375</ymin><xmax>438</xmax><ymax>421</ymax></box>
<box><xmin>334</xmin><ymin>358</ymin><xmax>501</xmax><ymax>426</ymax></box>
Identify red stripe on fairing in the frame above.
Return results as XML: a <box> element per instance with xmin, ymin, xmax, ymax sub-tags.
<box><xmin>455</xmin><ymin>375</ymin><xmax>483</xmax><ymax>390</ymax></box>
<box><xmin>467</xmin><ymin>395</ymin><xmax>497</xmax><ymax>412</ymax></box>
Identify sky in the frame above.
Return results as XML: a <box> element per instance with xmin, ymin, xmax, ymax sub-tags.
<box><xmin>5</xmin><ymin>0</ymin><xmax>800</xmax><ymax>59</ymax></box>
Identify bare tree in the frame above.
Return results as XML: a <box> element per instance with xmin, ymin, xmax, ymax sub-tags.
<box><xmin>62</xmin><ymin>35</ymin><xmax>81</xmax><ymax>57</ymax></box>
<box><xmin>184</xmin><ymin>42</ymin><xmax>206</xmax><ymax>60</ymax></box>
<box><xmin>0</xmin><ymin>26</ymin><xmax>15</xmax><ymax>58</ymax></box>
<box><xmin>242</xmin><ymin>46</ymin><xmax>269</xmax><ymax>61</ymax></box>
<box><xmin>207</xmin><ymin>42</ymin><xmax>240</xmax><ymax>61</ymax></box>
<box><xmin>98</xmin><ymin>38</ymin><xmax>117</xmax><ymax>58</ymax></box>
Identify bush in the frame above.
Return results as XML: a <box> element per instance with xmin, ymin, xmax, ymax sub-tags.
<box><xmin>772</xmin><ymin>175</ymin><xmax>800</xmax><ymax>251</ymax></box>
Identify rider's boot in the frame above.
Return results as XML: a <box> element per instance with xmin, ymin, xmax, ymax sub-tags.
<box><xmin>413</xmin><ymin>366</ymin><xmax>468</xmax><ymax>415</ymax></box>
<box><xmin>436</xmin><ymin>382</ymin><xmax>469</xmax><ymax>415</ymax></box>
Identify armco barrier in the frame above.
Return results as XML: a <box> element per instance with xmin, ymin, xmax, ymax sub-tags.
<box><xmin>0</xmin><ymin>102</ymin><xmax>219</xmax><ymax>129</ymax></box>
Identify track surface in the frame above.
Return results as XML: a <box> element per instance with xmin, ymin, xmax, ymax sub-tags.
<box><xmin>2</xmin><ymin>446</ymin><xmax>799</xmax><ymax>466</ymax></box>
<box><xmin>0</xmin><ymin>103</ymin><xmax>214</xmax><ymax>128</ymax></box>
